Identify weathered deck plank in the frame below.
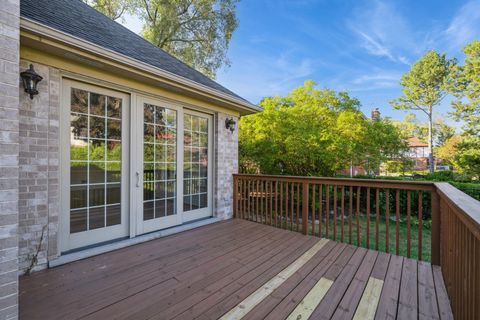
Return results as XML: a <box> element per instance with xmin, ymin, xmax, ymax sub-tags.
<box><xmin>19</xmin><ymin>219</ymin><xmax>452</xmax><ymax>320</ymax></box>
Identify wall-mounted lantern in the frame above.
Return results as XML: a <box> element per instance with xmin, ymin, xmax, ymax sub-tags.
<box><xmin>20</xmin><ymin>64</ymin><xmax>43</xmax><ymax>99</ymax></box>
<box><xmin>225</xmin><ymin>117</ymin><xmax>236</xmax><ymax>133</ymax></box>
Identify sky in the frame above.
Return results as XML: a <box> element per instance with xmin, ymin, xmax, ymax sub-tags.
<box><xmin>122</xmin><ymin>0</ymin><xmax>480</xmax><ymax>124</ymax></box>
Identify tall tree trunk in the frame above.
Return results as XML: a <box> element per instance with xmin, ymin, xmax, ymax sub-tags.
<box><xmin>428</xmin><ymin>107</ymin><xmax>434</xmax><ymax>173</ymax></box>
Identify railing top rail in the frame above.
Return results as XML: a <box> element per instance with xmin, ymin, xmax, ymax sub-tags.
<box><xmin>234</xmin><ymin>174</ymin><xmax>435</xmax><ymax>191</ymax></box>
<box><xmin>435</xmin><ymin>182</ymin><xmax>480</xmax><ymax>240</ymax></box>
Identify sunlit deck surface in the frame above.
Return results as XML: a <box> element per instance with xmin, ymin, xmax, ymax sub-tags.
<box><xmin>19</xmin><ymin>219</ymin><xmax>452</xmax><ymax>319</ymax></box>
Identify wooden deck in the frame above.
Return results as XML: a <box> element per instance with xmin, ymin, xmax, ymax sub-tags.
<box><xmin>19</xmin><ymin>219</ymin><xmax>452</xmax><ymax>320</ymax></box>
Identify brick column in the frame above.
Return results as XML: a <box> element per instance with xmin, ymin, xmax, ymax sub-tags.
<box><xmin>0</xmin><ymin>0</ymin><xmax>20</xmax><ymax>319</ymax></box>
<box><xmin>214</xmin><ymin>113</ymin><xmax>239</xmax><ymax>220</ymax></box>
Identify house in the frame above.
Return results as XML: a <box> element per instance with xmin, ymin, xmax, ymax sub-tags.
<box><xmin>1</xmin><ymin>1</ymin><xmax>478</xmax><ymax>319</ymax></box>
<box><xmin>1</xmin><ymin>0</ymin><xmax>260</xmax><ymax>317</ymax></box>
<box><xmin>406</xmin><ymin>136</ymin><xmax>429</xmax><ymax>170</ymax></box>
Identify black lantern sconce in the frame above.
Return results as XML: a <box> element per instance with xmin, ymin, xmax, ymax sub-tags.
<box><xmin>20</xmin><ymin>64</ymin><xmax>43</xmax><ymax>99</ymax></box>
<box><xmin>225</xmin><ymin>117</ymin><xmax>236</xmax><ymax>133</ymax></box>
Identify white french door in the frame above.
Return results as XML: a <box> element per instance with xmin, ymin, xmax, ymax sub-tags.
<box><xmin>61</xmin><ymin>84</ymin><xmax>214</xmax><ymax>251</ymax></box>
<box><xmin>133</xmin><ymin>97</ymin><xmax>213</xmax><ymax>235</ymax></box>
<box><xmin>60</xmin><ymin>80</ymin><xmax>130</xmax><ymax>251</ymax></box>
<box><xmin>182</xmin><ymin>110</ymin><xmax>213</xmax><ymax>222</ymax></box>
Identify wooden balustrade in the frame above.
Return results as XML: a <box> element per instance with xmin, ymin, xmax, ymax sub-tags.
<box><xmin>435</xmin><ymin>182</ymin><xmax>480</xmax><ymax>319</ymax></box>
<box><xmin>233</xmin><ymin>174</ymin><xmax>480</xmax><ymax>319</ymax></box>
<box><xmin>234</xmin><ymin>174</ymin><xmax>435</xmax><ymax>261</ymax></box>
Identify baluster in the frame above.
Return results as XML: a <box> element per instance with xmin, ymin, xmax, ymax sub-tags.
<box><xmin>407</xmin><ymin>190</ymin><xmax>411</xmax><ymax>258</ymax></box>
<box><xmin>356</xmin><ymin>186</ymin><xmax>361</xmax><ymax>246</ymax></box>
<box><xmin>341</xmin><ymin>186</ymin><xmax>345</xmax><ymax>243</ymax></box>
<box><xmin>290</xmin><ymin>183</ymin><xmax>294</xmax><ymax>231</ymax></box>
<box><xmin>385</xmin><ymin>189</ymin><xmax>390</xmax><ymax>253</ymax></box>
<box><xmin>375</xmin><ymin>188</ymin><xmax>379</xmax><ymax>251</ymax></box>
<box><xmin>349</xmin><ymin>186</ymin><xmax>353</xmax><ymax>244</ymax></box>
<box><xmin>418</xmin><ymin>191</ymin><xmax>422</xmax><ymax>260</ymax></box>
<box><xmin>312</xmin><ymin>185</ymin><xmax>316</xmax><ymax>237</ymax></box>
<box><xmin>366</xmin><ymin>187</ymin><xmax>370</xmax><ymax>249</ymax></box>
<box><xmin>333</xmin><ymin>186</ymin><xmax>337</xmax><ymax>241</ymax></box>
<box><xmin>326</xmin><ymin>185</ymin><xmax>330</xmax><ymax>238</ymax></box>
<box><xmin>396</xmin><ymin>190</ymin><xmax>400</xmax><ymax>256</ymax></box>
<box><xmin>319</xmin><ymin>185</ymin><xmax>323</xmax><ymax>238</ymax></box>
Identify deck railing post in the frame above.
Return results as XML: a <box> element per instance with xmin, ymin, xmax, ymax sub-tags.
<box><xmin>233</xmin><ymin>175</ymin><xmax>238</xmax><ymax>218</ymax></box>
<box><xmin>431</xmin><ymin>190</ymin><xmax>440</xmax><ymax>265</ymax></box>
<box><xmin>302</xmin><ymin>182</ymin><xmax>309</xmax><ymax>235</ymax></box>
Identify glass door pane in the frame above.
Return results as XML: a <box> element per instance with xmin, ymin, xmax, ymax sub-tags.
<box><xmin>142</xmin><ymin>103</ymin><xmax>177</xmax><ymax>221</ymax></box>
<box><xmin>69</xmin><ymin>88</ymin><xmax>123</xmax><ymax>233</ymax></box>
<box><xmin>183</xmin><ymin>113</ymin><xmax>209</xmax><ymax>213</ymax></box>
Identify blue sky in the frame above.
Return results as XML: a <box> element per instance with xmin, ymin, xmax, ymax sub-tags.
<box><xmin>123</xmin><ymin>0</ymin><xmax>480</xmax><ymax>123</ymax></box>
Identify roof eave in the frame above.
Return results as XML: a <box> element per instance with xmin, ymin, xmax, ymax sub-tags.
<box><xmin>20</xmin><ymin>17</ymin><xmax>262</xmax><ymax>115</ymax></box>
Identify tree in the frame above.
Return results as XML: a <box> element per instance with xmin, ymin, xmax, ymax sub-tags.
<box><xmin>450</xmin><ymin>40</ymin><xmax>480</xmax><ymax>137</ymax></box>
<box><xmin>435</xmin><ymin>135</ymin><xmax>460</xmax><ymax>166</ymax></box>
<box><xmin>390</xmin><ymin>50</ymin><xmax>457</xmax><ymax>172</ymax></box>
<box><xmin>239</xmin><ymin>81</ymin><xmax>406</xmax><ymax>177</ymax></box>
<box><xmin>448</xmin><ymin>41</ymin><xmax>480</xmax><ymax>178</ymax></box>
<box><xmin>133</xmin><ymin>0</ymin><xmax>239</xmax><ymax>78</ymax></box>
<box><xmin>85</xmin><ymin>0</ymin><xmax>239</xmax><ymax>78</ymax></box>
<box><xmin>83</xmin><ymin>0</ymin><xmax>131</xmax><ymax>20</ymax></box>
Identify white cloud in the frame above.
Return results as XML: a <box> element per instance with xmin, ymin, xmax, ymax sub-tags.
<box><xmin>349</xmin><ymin>0</ymin><xmax>415</xmax><ymax>65</ymax></box>
<box><xmin>217</xmin><ymin>50</ymin><xmax>315</xmax><ymax>103</ymax></box>
<box><xmin>444</xmin><ymin>1</ymin><xmax>480</xmax><ymax>51</ymax></box>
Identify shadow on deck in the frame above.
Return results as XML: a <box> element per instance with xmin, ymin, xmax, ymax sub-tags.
<box><xmin>19</xmin><ymin>219</ymin><xmax>452</xmax><ymax>319</ymax></box>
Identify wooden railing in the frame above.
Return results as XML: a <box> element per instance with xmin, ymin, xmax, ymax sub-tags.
<box><xmin>233</xmin><ymin>174</ymin><xmax>480</xmax><ymax>319</ymax></box>
<box><xmin>435</xmin><ymin>182</ymin><xmax>480</xmax><ymax>319</ymax></box>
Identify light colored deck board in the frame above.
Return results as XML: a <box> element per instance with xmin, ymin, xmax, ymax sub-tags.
<box><xmin>219</xmin><ymin>238</ymin><xmax>329</xmax><ymax>320</ymax></box>
<box><xmin>353</xmin><ymin>277</ymin><xmax>384</xmax><ymax>320</ymax></box>
<box><xmin>286</xmin><ymin>277</ymin><xmax>333</xmax><ymax>320</ymax></box>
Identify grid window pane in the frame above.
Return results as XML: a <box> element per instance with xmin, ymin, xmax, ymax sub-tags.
<box><xmin>142</xmin><ymin>104</ymin><xmax>177</xmax><ymax>221</ymax></box>
<box><xmin>183</xmin><ymin>114</ymin><xmax>209</xmax><ymax>212</ymax></box>
<box><xmin>69</xmin><ymin>88</ymin><xmax>123</xmax><ymax>234</ymax></box>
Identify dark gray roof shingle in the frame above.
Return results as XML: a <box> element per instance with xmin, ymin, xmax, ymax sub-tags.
<box><xmin>20</xmin><ymin>0</ymin><xmax>249</xmax><ymax>103</ymax></box>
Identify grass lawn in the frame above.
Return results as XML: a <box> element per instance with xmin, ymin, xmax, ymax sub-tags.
<box><xmin>249</xmin><ymin>212</ymin><xmax>432</xmax><ymax>262</ymax></box>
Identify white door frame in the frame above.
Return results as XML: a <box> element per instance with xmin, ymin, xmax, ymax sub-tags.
<box><xmin>133</xmin><ymin>95</ymin><xmax>184</xmax><ymax>235</ymax></box>
<box><xmin>182</xmin><ymin>109</ymin><xmax>214</xmax><ymax>222</ymax></box>
<box><xmin>59</xmin><ymin>79</ymin><xmax>130</xmax><ymax>252</ymax></box>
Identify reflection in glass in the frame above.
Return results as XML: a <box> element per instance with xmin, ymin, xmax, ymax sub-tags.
<box><xmin>89</xmin><ymin>185</ymin><xmax>105</xmax><ymax>207</ymax></box>
<box><xmin>142</xmin><ymin>103</ymin><xmax>177</xmax><ymax>220</ymax></box>
<box><xmin>183</xmin><ymin>114</ymin><xmax>209</xmax><ymax>212</ymax></box>
<box><xmin>89</xmin><ymin>207</ymin><xmax>105</xmax><ymax>230</ymax></box>
<box><xmin>89</xmin><ymin>162</ymin><xmax>105</xmax><ymax>184</ymax></box>
<box><xmin>71</xmin><ymin>186</ymin><xmax>87</xmax><ymax>209</ymax></box>
<box><xmin>90</xmin><ymin>93</ymin><xmax>105</xmax><ymax>116</ymax></box>
<box><xmin>107</xmin><ymin>205</ymin><xmax>121</xmax><ymax>226</ymax></box>
<box><xmin>107</xmin><ymin>97</ymin><xmax>121</xmax><ymax>118</ymax></box>
<box><xmin>69</xmin><ymin>88</ymin><xmax>123</xmax><ymax>234</ymax></box>
<box><xmin>71</xmin><ymin>88</ymin><xmax>88</xmax><ymax>114</ymax></box>
<box><xmin>70</xmin><ymin>209</ymin><xmax>87</xmax><ymax>233</ymax></box>
<box><xmin>71</xmin><ymin>162</ymin><xmax>88</xmax><ymax>185</ymax></box>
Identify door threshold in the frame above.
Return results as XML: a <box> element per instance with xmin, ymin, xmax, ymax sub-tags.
<box><xmin>50</xmin><ymin>217</ymin><xmax>221</xmax><ymax>268</ymax></box>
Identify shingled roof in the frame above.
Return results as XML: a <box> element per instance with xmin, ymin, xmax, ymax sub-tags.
<box><xmin>20</xmin><ymin>0</ymin><xmax>250</xmax><ymax>104</ymax></box>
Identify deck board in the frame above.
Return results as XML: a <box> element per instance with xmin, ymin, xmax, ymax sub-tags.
<box><xmin>19</xmin><ymin>219</ymin><xmax>453</xmax><ymax>320</ymax></box>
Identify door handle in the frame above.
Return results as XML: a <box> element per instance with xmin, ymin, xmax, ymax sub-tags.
<box><xmin>136</xmin><ymin>171</ymin><xmax>140</xmax><ymax>188</ymax></box>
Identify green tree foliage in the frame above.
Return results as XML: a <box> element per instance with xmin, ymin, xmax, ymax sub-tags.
<box><xmin>448</xmin><ymin>41</ymin><xmax>480</xmax><ymax>178</ymax></box>
<box><xmin>83</xmin><ymin>0</ymin><xmax>131</xmax><ymax>20</ymax></box>
<box><xmin>392</xmin><ymin>113</ymin><xmax>455</xmax><ymax>147</ymax></box>
<box><xmin>85</xmin><ymin>0</ymin><xmax>239</xmax><ymax>78</ymax></box>
<box><xmin>390</xmin><ymin>50</ymin><xmax>457</xmax><ymax>172</ymax></box>
<box><xmin>239</xmin><ymin>81</ymin><xmax>406</xmax><ymax>176</ymax></box>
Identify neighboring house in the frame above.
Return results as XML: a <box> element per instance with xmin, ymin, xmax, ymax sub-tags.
<box><xmin>0</xmin><ymin>0</ymin><xmax>259</xmax><ymax>317</ymax></box>
<box><xmin>406</xmin><ymin>136</ymin><xmax>429</xmax><ymax>171</ymax></box>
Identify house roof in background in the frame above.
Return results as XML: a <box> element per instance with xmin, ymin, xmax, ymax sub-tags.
<box><xmin>407</xmin><ymin>137</ymin><xmax>428</xmax><ymax>147</ymax></box>
<box><xmin>20</xmin><ymin>0</ymin><xmax>254</xmax><ymax>108</ymax></box>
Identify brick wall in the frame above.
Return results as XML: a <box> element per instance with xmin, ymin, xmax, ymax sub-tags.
<box><xmin>214</xmin><ymin>113</ymin><xmax>239</xmax><ymax>220</ymax></box>
<box><xmin>17</xmin><ymin>60</ymin><xmax>60</xmax><ymax>273</ymax></box>
<box><xmin>0</xmin><ymin>0</ymin><xmax>20</xmax><ymax>318</ymax></box>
